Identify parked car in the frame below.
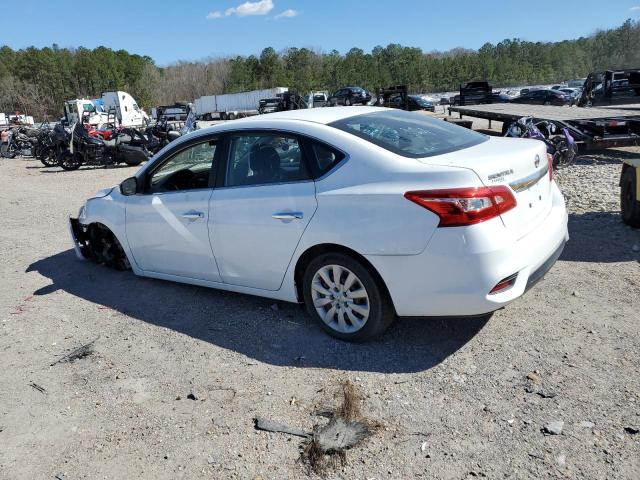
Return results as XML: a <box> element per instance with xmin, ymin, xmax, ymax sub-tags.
<box><xmin>453</xmin><ymin>91</ymin><xmax>510</xmax><ymax>105</ymax></box>
<box><xmin>69</xmin><ymin>107</ymin><xmax>568</xmax><ymax>341</ymax></box>
<box><xmin>328</xmin><ymin>87</ymin><xmax>371</xmax><ymax>106</ymax></box>
<box><xmin>386</xmin><ymin>93</ymin><xmax>436</xmax><ymax>112</ymax></box>
<box><xmin>489</xmin><ymin>92</ymin><xmax>513</xmax><ymax>103</ymax></box>
<box><xmin>557</xmin><ymin>88</ymin><xmax>581</xmax><ymax>102</ymax></box>
<box><xmin>408</xmin><ymin>95</ymin><xmax>436</xmax><ymax>112</ymax></box>
<box><xmin>510</xmin><ymin>89</ymin><xmax>571</xmax><ymax>106</ymax></box>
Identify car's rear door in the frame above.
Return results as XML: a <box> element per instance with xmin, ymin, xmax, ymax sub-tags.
<box><xmin>125</xmin><ymin>136</ymin><xmax>222</xmax><ymax>281</ymax></box>
<box><xmin>209</xmin><ymin>131</ymin><xmax>317</xmax><ymax>291</ymax></box>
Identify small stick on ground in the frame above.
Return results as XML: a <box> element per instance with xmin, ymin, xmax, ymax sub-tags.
<box><xmin>29</xmin><ymin>382</ymin><xmax>47</xmax><ymax>394</ymax></box>
<box><xmin>50</xmin><ymin>337</ymin><xmax>98</xmax><ymax>366</ymax></box>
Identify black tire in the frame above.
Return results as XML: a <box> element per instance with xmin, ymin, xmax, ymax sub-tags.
<box><xmin>302</xmin><ymin>252</ymin><xmax>395</xmax><ymax>341</ymax></box>
<box><xmin>40</xmin><ymin>147</ymin><xmax>59</xmax><ymax>167</ymax></box>
<box><xmin>344</xmin><ymin>98</ymin><xmax>352</xmax><ymax>106</ymax></box>
<box><xmin>59</xmin><ymin>151</ymin><xmax>82</xmax><ymax>171</ymax></box>
<box><xmin>87</xmin><ymin>224</ymin><xmax>131</xmax><ymax>270</ymax></box>
<box><xmin>220</xmin><ymin>113</ymin><xmax>227</xmax><ymax>121</ymax></box>
<box><xmin>621</xmin><ymin>165</ymin><xmax>640</xmax><ymax>228</ymax></box>
<box><xmin>227</xmin><ymin>112</ymin><xmax>236</xmax><ymax>120</ymax></box>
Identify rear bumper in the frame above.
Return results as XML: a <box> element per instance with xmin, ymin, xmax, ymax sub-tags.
<box><xmin>366</xmin><ymin>181</ymin><xmax>569</xmax><ymax>317</ymax></box>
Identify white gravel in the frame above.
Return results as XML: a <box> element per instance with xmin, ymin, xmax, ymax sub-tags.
<box><xmin>0</xmin><ymin>149</ymin><xmax>639</xmax><ymax>479</ymax></box>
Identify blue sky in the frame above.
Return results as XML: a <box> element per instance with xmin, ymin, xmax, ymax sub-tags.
<box><xmin>2</xmin><ymin>0</ymin><xmax>639</xmax><ymax>65</ymax></box>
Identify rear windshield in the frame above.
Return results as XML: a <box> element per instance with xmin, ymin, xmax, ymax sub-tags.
<box><xmin>329</xmin><ymin>109</ymin><xmax>487</xmax><ymax>158</ymax></box>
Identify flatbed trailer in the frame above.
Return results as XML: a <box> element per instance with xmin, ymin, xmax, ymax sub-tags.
<box><xmin>449</xmin><ymin>103</ymin><xmax>640</xmax><ymax>150</ymax></box>
<box><xmin>449</xmin><ymin>103</ymin><xmax>640</xmax><ymax>228</ymax></box>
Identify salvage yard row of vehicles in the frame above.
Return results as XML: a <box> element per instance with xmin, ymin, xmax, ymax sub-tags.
<box><xmin>3</xmin><ymin>70</ymin><xmax>639</xmax><ymax>228</ymax></box>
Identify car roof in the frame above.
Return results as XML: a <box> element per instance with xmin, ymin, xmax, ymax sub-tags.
<box><xmin>228</xmin><ymin>106</ymin><xmax>383</xmax><ymax>125</ymax></box>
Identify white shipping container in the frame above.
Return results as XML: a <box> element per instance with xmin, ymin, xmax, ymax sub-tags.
<box><xmin>194</xmin><ymin>88</ymin><xmax>288</xmax><ymax>118</ymax></box>
<box><xmin>194</xmin><ymin>96</ymin><xmax>218</xmax><ymax>117</ymax></box>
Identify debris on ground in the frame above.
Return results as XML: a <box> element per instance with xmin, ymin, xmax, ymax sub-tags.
<box><xmin>301</xmin><ymin>381</ymin><xmax>377</xmax><ymax>475</ymax></box>
<box><xmin>29</xmin><ymin>382</ymin><xmax>47</xmax><ymax>394</ymax></box>
<box><xmin>252</xmin><ymin>381</ymin><xmax>377</xmax><ymax>475</ymax></box>
<box><xmin>187</xmin><ymin>393</ymin><xmax>198</xmax><ymax>401</ymax></box>
<box><xmin>623</xmin><ymin>426</ymin><xmax>639</xmax><ymax>434</ymax></box>
<box><xmin>542</xmin><ymin>420</ymin><xmax>564</xmax><ymax>436</ymax></box>
<box><xmin>50</xmin><ymin>338</ymin><xmax>97</xmax><ymax>366</ymax></box>
<box><xmin>253</xmin><ymin>417</ymin><xmax>310</xmax><ymax>438</ymax></box>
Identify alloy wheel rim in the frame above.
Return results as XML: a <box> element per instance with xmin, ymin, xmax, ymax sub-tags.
<box><xmin>311</xmin><ymin>264</ymin><xmax>370</xmax><ymax>334</ymax></box>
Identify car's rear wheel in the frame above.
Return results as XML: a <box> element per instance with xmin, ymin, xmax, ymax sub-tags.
<box><xmin>302</xmin><ymin>253</ymin><xmax>395</xmax><ymax>341</ymax></box>
<box><xmin>344</xmin><ymin>98</ymin><xmax>352</xmax><ymax>106</ymax></box>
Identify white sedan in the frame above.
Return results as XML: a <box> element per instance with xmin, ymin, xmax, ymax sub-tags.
<box><xmin>69</xmin><ymin>107</ymin><xmax>568</xmax><ymax>341</ymax></box>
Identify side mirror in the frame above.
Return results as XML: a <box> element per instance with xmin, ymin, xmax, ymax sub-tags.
<box><xmin>120</xmin><ymin>177</ymin><xmax>138</xmax><ymax>196</ymax></box>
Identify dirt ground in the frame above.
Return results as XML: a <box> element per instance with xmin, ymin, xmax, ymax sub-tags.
<box><xmin>1</xmin><ymin>131</ymin><xmax>639</xmax><ymax>479</ymax></box>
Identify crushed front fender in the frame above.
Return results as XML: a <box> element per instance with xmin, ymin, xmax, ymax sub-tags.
<box><xmin>68</xmin><ymin>217</ymin><xmax>89</xmax><ymax>260</ymax></box>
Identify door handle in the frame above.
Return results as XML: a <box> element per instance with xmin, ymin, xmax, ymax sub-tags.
<box><xmin>181</xmin><ymin>211</ymin><xmax>204</xmax><ymax>220</ymax></box>
<box><xmin>272</xmin><ymin>212</ymin><xmax>303</xmax><ymax>221</ymax></box>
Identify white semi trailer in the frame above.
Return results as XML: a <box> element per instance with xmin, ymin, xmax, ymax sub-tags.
<box><xmin>194</xmin><ymin>87</ymin><xmax>288</xmax><ymax>120</ymax></box>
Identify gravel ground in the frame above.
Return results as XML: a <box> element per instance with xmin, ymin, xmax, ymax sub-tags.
<box><xmin>0</xmin><ymin>143</ymin><xmax>639</xmax><ymax>480</ymax></box>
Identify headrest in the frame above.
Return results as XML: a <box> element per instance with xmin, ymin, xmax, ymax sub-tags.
<box><xmin>250</xmin><ymin>145</ymin><xmax>280</xmax><ymax>183</ymax></box>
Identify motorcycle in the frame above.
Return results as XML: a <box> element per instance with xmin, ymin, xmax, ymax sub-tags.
<box><xmin>504</xmin><ymin>117</ymin><xmax>577</xmax><ymax>167</ymax></box>
<box><xmin>1</xmin><ymin>126</ymin><xmax>39</xmax><ymax>158</ymax></box>
<box><xmin>57</xmin><ymin>122</ymin><xmax>150</xmax><ymax>171</ymax></box>
<box><xmin>33</xmin><ymin>123</ymin><xmax>61</xmax><ymax>166</ymax></box>
<box><xmin>145</xmin><ymin>117</ymin><xmax>181</xmax><ymax>154</ymax></box>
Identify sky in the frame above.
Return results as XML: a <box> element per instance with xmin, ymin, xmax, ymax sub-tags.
<box><xmin>1</xmin><ymin>0</ymin><xmax>639</xmax><ymax>65</ymax></box>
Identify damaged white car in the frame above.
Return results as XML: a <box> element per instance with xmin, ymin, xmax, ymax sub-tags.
<box><xmin>70</xmin><ymin>107</ymin><xmax>569</xmax><ymax>341</ymax></box>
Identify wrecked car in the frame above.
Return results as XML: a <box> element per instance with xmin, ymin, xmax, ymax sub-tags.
<box><xmin>70</xmin><ymin>107</ymin><xmax>568</xmax><ymax>341</ymax></box>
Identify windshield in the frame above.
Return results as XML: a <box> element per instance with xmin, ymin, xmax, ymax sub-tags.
<box><xmin>329</xmin><ymin>110</ymin><xmax>487</xmax><ymax>158</ymax></box>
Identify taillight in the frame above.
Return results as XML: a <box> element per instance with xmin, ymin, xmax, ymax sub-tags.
<box><xmin>404</xmin><ymin>186</ymin><xmax>517</xmax><ymax>227</ymax></box>
<box><xmin>547</xmin><ymin>153</ymin><xmax>553</xmax><ymax>181</ymax></box>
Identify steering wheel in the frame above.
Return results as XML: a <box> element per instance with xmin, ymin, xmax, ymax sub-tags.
<box><xmin>164</xmin><ymin>169</ymin><xmax>196</xmax><ymax>191</ymax></box>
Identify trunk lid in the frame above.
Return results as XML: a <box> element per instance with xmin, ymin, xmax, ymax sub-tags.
<box><xmin>417</xmin><ymin>136</ymin><xmax>553</xmax><ymax>238</ymax></box>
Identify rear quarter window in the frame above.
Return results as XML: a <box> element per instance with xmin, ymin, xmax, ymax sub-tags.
<box><xmin>329</xmin><ymin>109</ymin><xmax>487</xmax><ymax>158</ymax></box>
<box><xmin>303</xmin><ymin>139</ymin><xmax>345</xmax><ymax>178</ymax></box>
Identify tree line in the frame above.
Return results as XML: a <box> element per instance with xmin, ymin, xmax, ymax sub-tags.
<box><xmin>1</xmin><ymin>19</ymin><xmax>638</xmax><ymax>120</ymax></box>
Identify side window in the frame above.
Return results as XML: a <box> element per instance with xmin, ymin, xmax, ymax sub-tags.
<box><xmin>225</xmin><ymin>133</ymin><xmax>310</xmax><ymax>187</ymax></box>
<box><xmin>306</xmin><ymin>140</ymin><xmax>345</xmax><ymax>178</ymax></box>
<box><xmin>149</xmin><ymin>140</ymin><xmax>217</xmax><ymax>193</ymax></box>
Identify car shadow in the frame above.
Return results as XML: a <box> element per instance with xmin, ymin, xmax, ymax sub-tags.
<box><xmin>26</xmin><ymin>250</ymin><xmax>490</xmax><ymax>374</ymax></box>
<box><xmin>561</xmin><ymin>212</ymin><xmax>640</xmax><ymax>263</ymax></box>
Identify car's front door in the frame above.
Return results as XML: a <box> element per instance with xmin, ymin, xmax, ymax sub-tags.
<box><xmin>210</xmin><ymin>132</ymin><xmax>317</xmax><ymax>291</ymax></box>
<box><xmin>125</xmin><ymin>137</ymin><xmax>222</xmax><ymax>281</ymax></box>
